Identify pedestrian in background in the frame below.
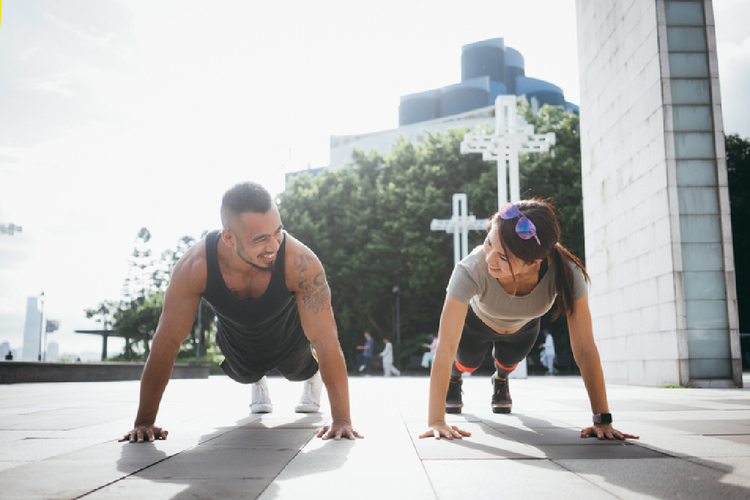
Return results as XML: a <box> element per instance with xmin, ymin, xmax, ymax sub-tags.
<box><xmin>379</xmin><ymin>338</ymin><xmax>401</xmax><ymax>377</ymax></box>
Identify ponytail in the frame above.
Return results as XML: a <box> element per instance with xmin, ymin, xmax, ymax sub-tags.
<box><xmin>550</xmin><ymin>242</ymin><xmax>589</xmax><ymax>320</ymax></box>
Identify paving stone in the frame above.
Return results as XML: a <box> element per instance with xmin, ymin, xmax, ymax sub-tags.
<box><xmin>408</xmin><ymin>421</ymin><xmax>546</xmax><ymax>460</ymax></box>
<box><xmin>261</xmin><ymin>421</ymin><xmax>434</xmax><ymax>500</ymax></box>
<box><xmin>86</xmin><ymin>477</ymin><xmax>272</xmax><ymax>500</ymax></box>
<box><xmin>555</xmin><ymin>457</ymin><xmax>750</xmax><ymax>499</ymax></box>
<box><xmin>424</xmin><ymin>459</ymin><xmax>617</xmax><ymax>499</ymax></box>
<box><xmin>134</xmin><ymin>444</ymin><xmax>300</xmax><ymax>481</ymax></box>
<box><xmin>637</xmin><ymin>434</ymin><xmax>750</xmax><ymax>458</ymax></box>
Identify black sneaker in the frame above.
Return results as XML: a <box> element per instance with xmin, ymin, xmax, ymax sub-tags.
<box><xmin>491</xmin><ymin>376</ymin><xmax>512</xmax><ymax>414</ymax></box>
<box><xmin>445</xmin><ymin>378</ymin><xmax>463</xmax><ymax>414</ymax></box>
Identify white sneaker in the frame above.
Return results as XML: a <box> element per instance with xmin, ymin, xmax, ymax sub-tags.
<box><xmin>295</xmin><ymin>371</ymin><xmax>323</xmax><ymax>413</ymax></box>
<box><xmin>250</xmin><ymin>376</ymin><xmax>273</xmax><ymax>414</ymax></box>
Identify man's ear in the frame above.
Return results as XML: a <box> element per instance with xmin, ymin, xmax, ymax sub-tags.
<box><xmin>221</xmin><ymin>229</ymin><xmax>236</xmax><ymax>248</ymax></box>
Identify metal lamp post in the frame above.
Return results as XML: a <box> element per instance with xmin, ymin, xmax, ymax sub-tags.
<box><xmin>392</xmin><ymin>285</ymin><xmax>401</xmax><ymax>367</ymax></box>
<box><xmin>392</xmin><ymin>285</ymin><xmax>401</xmax><ymax>345</ymax></box>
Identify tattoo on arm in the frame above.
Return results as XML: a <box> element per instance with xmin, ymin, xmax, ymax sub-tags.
<box><xmin>296</xmin><ymin>254</ymin><xmax>331</xmax><ymax>314</ymax></box>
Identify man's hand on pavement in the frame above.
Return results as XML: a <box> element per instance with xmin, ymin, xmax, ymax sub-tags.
<box><xmin>119</xmin><ymin>425</ymin><xmax>168</xmax><ymax>443</ymax></box>
<box><xmin>316</xmin><ymin>420</ymin><xmax>364</xmax><ymax>441</ymax></box>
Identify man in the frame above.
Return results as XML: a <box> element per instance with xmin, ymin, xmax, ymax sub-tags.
<box><xmin>121</xmin><ymin>182</ymin><xmax>361</xmax><ymax>443</ymax></box>
<box><xmin>378</xmin><ymin>338</ymin><xmax>401</xmax><ymax>377</ymax></box>
<box><xmin>355</xmin><ymin>331</ymin><xmax>374</xmax><ymax>375</ymax></box>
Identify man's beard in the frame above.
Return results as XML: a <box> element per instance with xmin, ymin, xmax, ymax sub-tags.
<box><xmin>238</xmin><ymin>253</ymin><xmax>274</xmax><ymax>272</ymax></box>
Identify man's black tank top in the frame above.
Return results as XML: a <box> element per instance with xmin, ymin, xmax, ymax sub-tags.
<box><xmin>202</xmin><ymin>230</ymin><xmax>307</xmax><ymax>382</ymax></box>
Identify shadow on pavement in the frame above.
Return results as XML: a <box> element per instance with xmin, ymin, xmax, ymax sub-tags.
<box><xmin>469</xmin><ymin>412</ymin><xmax>750</xmax><ymax>499</ymax></box>
<box><xmin>115</xmin><ymin>413</ymin><xmax>355</xmax><ymax>500</ymax></box>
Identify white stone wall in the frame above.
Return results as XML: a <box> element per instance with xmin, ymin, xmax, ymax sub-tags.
<box><xmin>576</xmin><ymin>0</ymin><xmax>684</xmax><ymax>386</ymax></box>
<box><xmin>576</xmin><ymin>0</ymin><xmax>739</xmax><ymax>387</ymax></box>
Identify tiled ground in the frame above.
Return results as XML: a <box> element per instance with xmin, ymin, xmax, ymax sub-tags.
<box><xmin>1</xmin><ymin>373</ymin><xmax>749</xmax><ymax>499</ymax></box>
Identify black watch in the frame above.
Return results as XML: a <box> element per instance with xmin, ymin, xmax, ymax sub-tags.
<box><xmin>592</xmin><ymin>413</ymin><xmax>612</xmax><ymax>424</ymax></box>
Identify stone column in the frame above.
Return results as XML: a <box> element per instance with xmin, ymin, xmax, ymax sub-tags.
<box><xmin>575</xmin><ymin>0</ymin><xmax>741</xmax><ymax>387</ymax></box>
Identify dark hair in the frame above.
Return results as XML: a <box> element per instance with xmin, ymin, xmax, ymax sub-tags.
<box><xmin>221</xmin><ymin>182</ymin><xmax>273</xmax><ymax>229</ymax></box>
<box><xmin>492</xmin><ymin>197</ymin><xmax>589</xmax><ymax>319</ymax></box>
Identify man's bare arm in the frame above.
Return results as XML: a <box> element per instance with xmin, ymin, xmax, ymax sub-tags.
<box><xmin>120</xmin><ymin>245</ymin><xmax>205</xmax><ymax>443</ymax></box>
<box><xmin>289</xmin><ymin>241</ymin><xmax>362</xmax><ymax>440</ymax></box>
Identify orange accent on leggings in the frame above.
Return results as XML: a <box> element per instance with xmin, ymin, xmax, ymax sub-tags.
<box><xmin>455</xmin><ymin>359</ymin><xmax>479</xmax><ymax>373</ymax></box>
<box><xmin>494</xmin><ymin>358</ymin><xmax>518</xmax><ymax>371</ymax></box>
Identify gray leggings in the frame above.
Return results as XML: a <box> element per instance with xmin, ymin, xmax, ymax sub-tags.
<box><xmin>451</xmin><ymin>306</ymin><xmax>540</xmax><ymax>379</ymax></box>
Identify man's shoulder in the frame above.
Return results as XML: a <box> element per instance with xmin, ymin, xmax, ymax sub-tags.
<box><xmin>171</xmin><ymin>238</ymin><xmax>209</xmax><ymax>294</ymax></box>
<box><xmin>283</xmin><ymin>232</ymin><xmax>318</xmax><ymax>261</ymax></box>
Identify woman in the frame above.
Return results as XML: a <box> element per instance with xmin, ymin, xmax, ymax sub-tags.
<box><xmin>420</xmin><ymin>199</ymin><xmax>638</xmax><ymax>441</ymax></box>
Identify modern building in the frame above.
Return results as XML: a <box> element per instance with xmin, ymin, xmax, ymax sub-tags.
<box><xmin>399</xmin><ymin>38</ymin><xmax>577</xmax><ymax>127</ymax></box>
<box><xmin>22</xmin><ymin>296</ymin><xmax>43</xmax><ymax>361</ymax></box>
<box><xmin>289</xmin><ymin>37</ymin><xmax>578</xmax><ymax>180</ymax></box>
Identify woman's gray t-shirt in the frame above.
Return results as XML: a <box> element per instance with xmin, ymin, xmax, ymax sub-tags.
<box><xmin>447</xmin><ymin>246</ymin><xmax>588</xmax><ymax>331</ymax></box>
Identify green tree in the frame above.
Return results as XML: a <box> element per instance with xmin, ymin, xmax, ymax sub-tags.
<box><xmin>279</xmin><ymin>103</ymin><xmax>583</xmax><ymax>368</ymax></box>
<box><xmin>124</xmin><ymin>227</ymin><xmax>153</xmax><ymax>300</ymax></box>
<box><xmin>84</xmin><ymin>300</ymin><xmax>119</xmax><ymax>330</ymax></box>
<box><xmin>519</xmin><ymin>101</ymin><xmax>584</xmax><ymax>260</ymax></box>
<box><xmin>726</xmin><ymin>133</ymin><xmax>750</xmax><ymax>332</ymax></box>
<box><xmin>86</xmin><ymin>232</ymin><xmax>216</xmax><ymax>361</ymax></box>
<box><xmin>114</xmin><ymin>292</ymin><xmax>164</xmax><ymax>358</ymax></box>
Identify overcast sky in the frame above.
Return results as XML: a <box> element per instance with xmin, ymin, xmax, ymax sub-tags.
<box><xmin>1</xmin><ymin>0</ymin><xmax>748</xmax><ymax>359</ymax></box>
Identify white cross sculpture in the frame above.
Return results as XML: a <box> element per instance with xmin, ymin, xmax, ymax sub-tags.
<box><xmin>430</xmin><ymin>193</ymin><xmax>490</xmax><ymax>266</ymax></box>
<box><xmin>461</xmin><ymin>95</ymin><xmax>556</xmax><ymax>207</ymax></box>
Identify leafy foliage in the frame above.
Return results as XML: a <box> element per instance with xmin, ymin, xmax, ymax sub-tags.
<box><xmin>518</xmin><ymin>101</ymin><xmax>584</xmax><ymax>260</ymax></box>
<box><xmin>86</xmin><ymin>231</ymin><xmax>215</xmax><ymax>361</ymax></box>
<box><xmin>726</xmin><ymin>133</ymin><xmax>750</xmax><ymax>332</ymax></box>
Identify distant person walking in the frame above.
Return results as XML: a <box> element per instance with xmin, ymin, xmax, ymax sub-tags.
<box><xmin>539</xmin><ymin>330</ymin><xmax>556</xmax><ymax>375</ymax></box>
<box><xmin>379</xmin><ymin>338</ymin><xmax>401</xmax><ymax>377</ymax></box>
<box><xmin>421</xmin><ymin>334</ymin><xmax>438</xmax><ymax>369</ymax></box>
<box><xmin>356</xmin><ymin>331</ymin><xmax>374</xmax><ymax>375</ymax></box>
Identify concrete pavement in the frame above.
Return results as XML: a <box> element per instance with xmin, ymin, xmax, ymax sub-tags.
<box><xmin>1</xmin><ymin>373</ymin><xmax>749</xmax><ymax>499</ymax></box>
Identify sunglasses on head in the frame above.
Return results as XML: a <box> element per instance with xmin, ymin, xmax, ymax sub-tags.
<box><xmin>499</xmin><ymin>202</ymin><xmax>541</xmax><ymax>245</ymax></box>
